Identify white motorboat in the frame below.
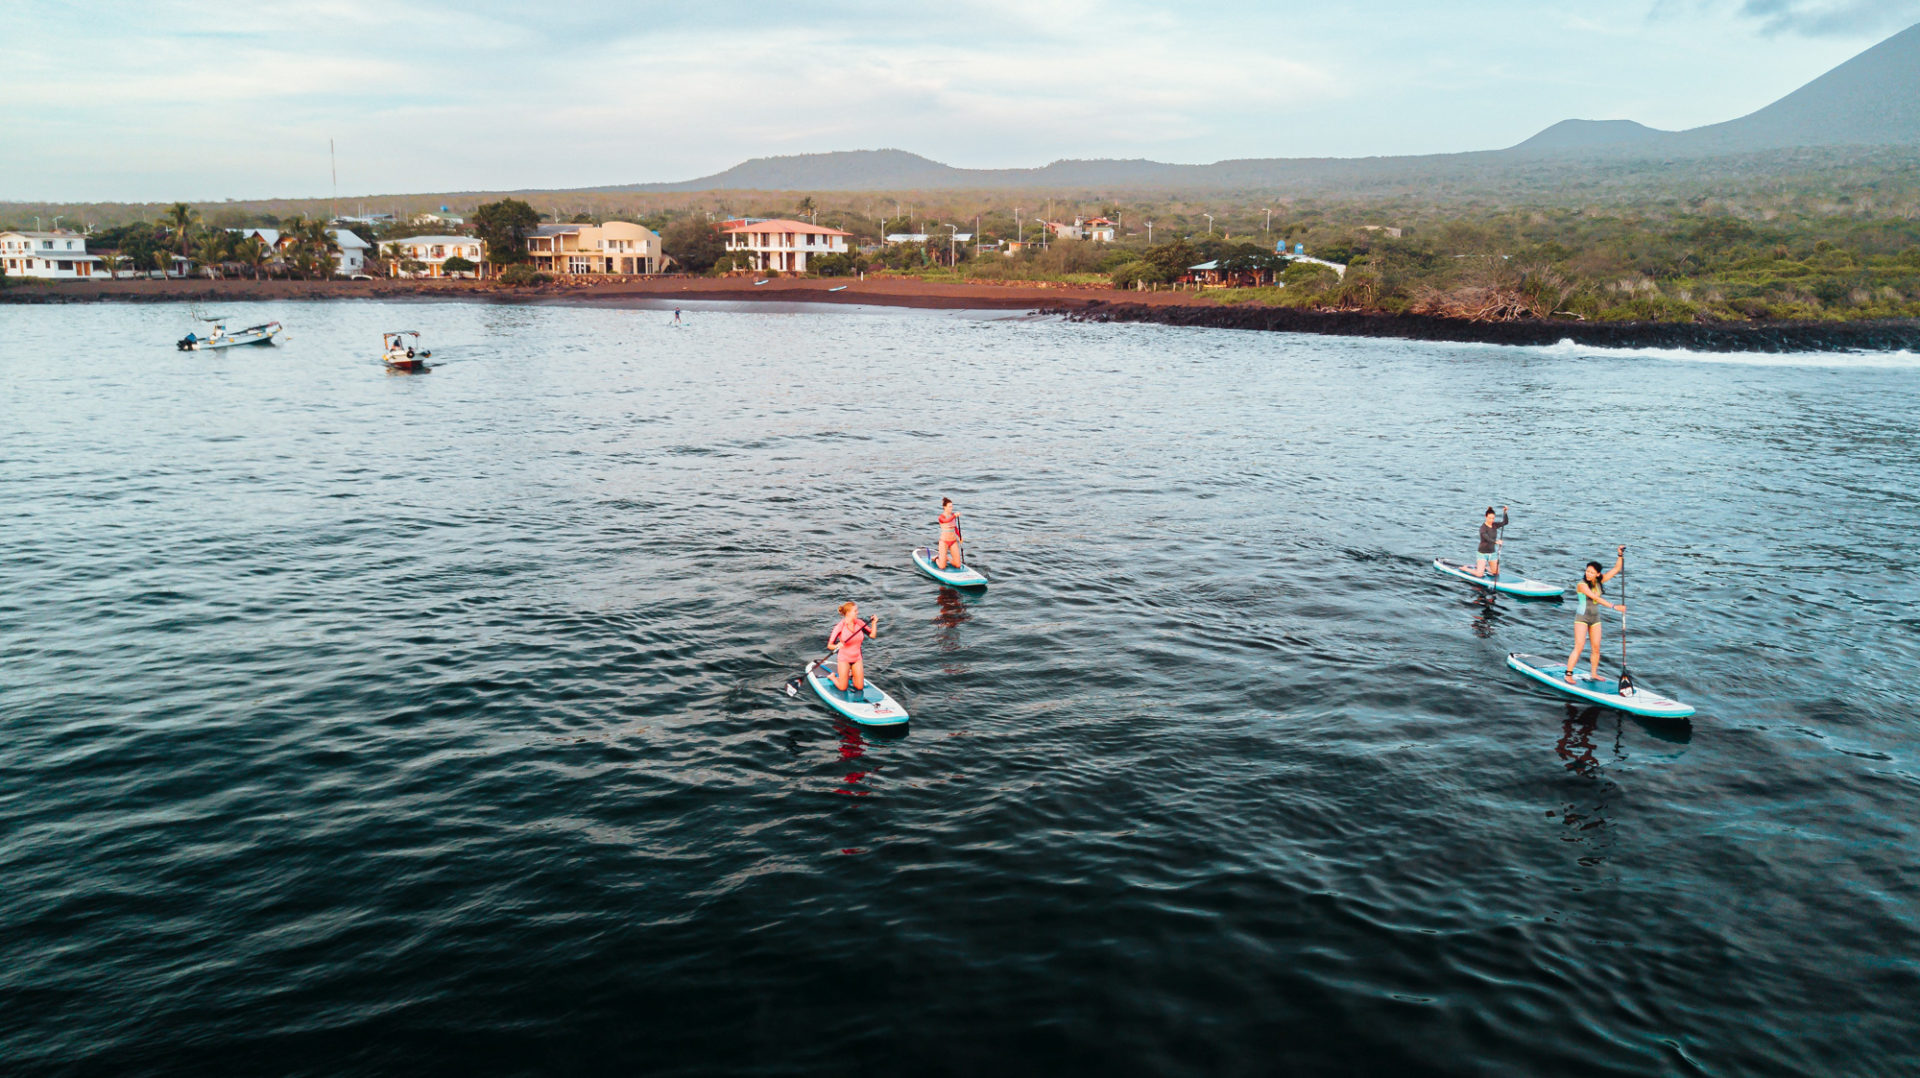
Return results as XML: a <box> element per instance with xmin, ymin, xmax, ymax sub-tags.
<box><xmin>177</xmin><ymin>318</ymin><xmax>282</xmax><ymax>351</ymax></box>
<box><xmin>382</xmin><ymin>330</ymin><xmax>432</xmax><ymax>372</ymax></box>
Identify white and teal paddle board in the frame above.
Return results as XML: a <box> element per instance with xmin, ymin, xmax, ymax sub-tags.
<box><xmin>1507</xmin><ymin>652</ymin><xmax>1695</xmax><ymax>719</ymax></box>
<box><xmin>805</xmin><ymin>660</ymin><xmax>909</xmax><ymax>725</ymax></box>
<box><xmin>912</xmin><ymin>547</ymin><xmax>988</xmax><ymax>589</ymax></box>
<box><xmin>1434</xmin><ymin>558</ymin><xmax>1563</xmax><ymax>599</ymax></box>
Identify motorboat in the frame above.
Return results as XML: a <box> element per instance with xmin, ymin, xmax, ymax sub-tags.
<box><xmin>382</xmin><ymin>330</ymin><xmax>432</xmax><ymax>372</ymax></box>
<box><xmin>177</xmin><ymin>319</ymin><xmax>282</xmax><ymax>350</ymax></box>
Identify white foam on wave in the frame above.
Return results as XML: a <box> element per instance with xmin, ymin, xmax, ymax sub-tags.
<box><xmin>1530</xmin><ymin>338</ymin><xmax>1920</xmax><ymax>369</ymax></box>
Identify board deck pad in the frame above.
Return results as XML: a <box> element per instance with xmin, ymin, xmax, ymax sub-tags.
<box><xmin>913</xmin><ymin>547</ymin><xmax>988</xmax><ymax>588</ymax></box>
<box><xmin>805</xmin><ymin>661</ymin><xmax>909</xmax><ymax>725</ymax></box>
<box><xmin>1434</xmin><ymin>558</ymin><xmax>1564</xmax><ymax>599</ymax></box>
<box><xmin>1507</xmin><ymin>652</ymin><xmax>1695</xmax><ymax>719</ymax></box>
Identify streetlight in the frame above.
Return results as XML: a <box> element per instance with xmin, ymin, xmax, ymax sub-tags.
<box><xmin>1147</xmin><ymin>220</ymin><xmax>1154</xmax><ymax>243</ymax></box>
<box><xmin>1264</xmin><ymin>208</ymin><xmax>1271</xmax><ymax>233</ymax></box>
<box><xmin>52</xmin><ymin>215</ymin><xmax>63</xmax><ymax>232</ymax></box>
<box><xmin>1204</xmin><ymin>213</ymin><xmax>1214</xmax><ymax>234</ymax></box>
<box><xmin>1014</xmin><ymin>208</ymin><xmax>1021</xmax><ymax>251</ymax></box>
<box><xmin>948</xmin><ymin>224</ymin><xmax>958</xmax><ymax>266</ymax></box>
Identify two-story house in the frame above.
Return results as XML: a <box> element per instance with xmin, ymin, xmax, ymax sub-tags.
<box><xmin>721</xmin><ymin>219</ymin><xmax>853</xmax><ymax>273</ymax></box>
<box><xmin>0</xmin><ymin>231</ymin><xmax>102</xmax><ymax>279</ymax></box>
<box><xmin>385</xmin><ymin>235</ymin><xmax>487</xmax><ymax>278</ymax></box>
<box><xmin>525</xmin><ymin>221</ymin><xmax>663</xmax><ymax>276</ymax></box>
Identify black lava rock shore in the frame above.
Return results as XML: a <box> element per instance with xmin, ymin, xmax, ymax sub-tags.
<box><xmin>1048</xmin><ymin>302</ymin><xmax>1920</xmax><ymax>353</ymax></box>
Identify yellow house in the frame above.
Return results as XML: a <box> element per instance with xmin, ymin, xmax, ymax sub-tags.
<box><xmin>526</xmin><ymin>221</ymin><xmax>663</xmax><ymax>275</ymax></box>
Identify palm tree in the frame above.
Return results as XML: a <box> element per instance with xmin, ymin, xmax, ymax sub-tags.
<box><xmin>301</xmin><ymin>220</ymin><xmax>340</xmax><ymax>278</ymax></box>
<box><xmin>797</xmin><ymin>196</ymin><xmax>817</xmax><ymax>222</ymax></box>
<box><xmin>195</xmin><ymin>233</ymin><xmax>231</xmax><ymax>279</ymax></box>
<box><xmin>151</xmin><ymin>248</ymin><xmax>173</xmax><ymax>279</ymax></box>
<box><xmin>237</xmin><ymin>235</ymin><xmax>272</xmax><ymax>279</ymax></box>
<box><xmin>97</xmin><ymin>250</ymin><xmax>125</xmax><ymax>279</ymax></box>
<box><xmin>160</xmin><ymin>202</ymin><xmax>200</xmax><ymax>267</ymax></box>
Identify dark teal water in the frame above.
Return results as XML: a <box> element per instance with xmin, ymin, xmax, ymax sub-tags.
<box><xmin>3</xmin><ymin>300</ymin><xmax>1917</xmax><ymax>1076</ymax></box>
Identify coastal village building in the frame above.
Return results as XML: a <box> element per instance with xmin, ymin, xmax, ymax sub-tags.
<box><xmin>386</xmin><ymin>235</ymin><xmax>487</xmax><ymax>278</ymax></box>
<box><xmin>0</xmin><ymin>231</ymin><xmax>102</xmax><ymax>278</ymax></box>
<box><xmin>525</xmin><ymin>221</ymin><xmax>663</xmax><ymax>275</ymax></box>
<box><xmin>1044</xmin><ymin>216</ymin><xmax>1116</xmax><ymax>242</ymax></box>
<box><xmin>721</xmin><ymin>219</ymin><xmax>852</xmax><ymax>273</ymax></box>
<box><xmin>229</xmin><ymin>228</ymin><xmax>371</xmax><ymax>276</ymax></box>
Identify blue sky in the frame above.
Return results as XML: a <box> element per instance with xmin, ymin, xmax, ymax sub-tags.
<box><xmin>4</xmin><ymin>0</ymin><xmax>1917</xmax><ymax>201</ymax></box>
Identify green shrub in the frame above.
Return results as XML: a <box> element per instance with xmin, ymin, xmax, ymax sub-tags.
<box><xmin>1109</xmin><ymin>260</ymin><xmax>1173</xmax><ymax>289</ymax></box>
<box><xmin>497</xmin><ymin>263</ymin><xmax>549</xmax><ymax>286</ymax></box>
<box><xmin>808</xmin><ymin>252</ymin><xmax>858</xmax><ymax>277</ymax></box>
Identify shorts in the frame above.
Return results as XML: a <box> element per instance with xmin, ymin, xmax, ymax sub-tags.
<box><xmin>1476</xmin><ymin>550</ymin><xmax>1498</xmax><ymax>565</ymax></box>
<box><xmin>1575</xmin><ymin>607</ymin><xmax>1601</xmax><ymax>626</ymax></box>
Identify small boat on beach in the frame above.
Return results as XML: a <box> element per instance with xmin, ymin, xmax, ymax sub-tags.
<box><xmin>381</xmin><ymin>330</ymin><xmax>432</xmax><ymax>372</ymax></box>
<box><xmin>177</xmin><ymin>319</ymin><xmax>282</xmax><ymax>351</ymax></box>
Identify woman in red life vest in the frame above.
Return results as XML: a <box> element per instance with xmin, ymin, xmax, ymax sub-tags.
<box><xmin>935</xmin><ymin>497</ymin><xmax>964</xmax><ymax>570</ymax></box>
<box><xmin>828</xmin><ymin>601</ymin><xmax>878</xmax><ymax>695</ymax></box>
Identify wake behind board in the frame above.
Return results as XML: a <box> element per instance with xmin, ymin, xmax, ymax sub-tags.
<box><xmin>805</xmin><ymin>660</ymin><xmax>909</xmax><ymax>725</ymax></box>
<box><xmin>912</xmin><ymin>547</ymin><xmax>988</xmax><ymax>589</ymax></box>
<box><xmin>1507</xmin><ymin>653</ymin><xmax>1695</xmax><ymax>719</ymax></box>
<box><xmin>1434</xmin><ymin>558</ymin><xmax>1563</xmax><ymax>599</ymax></box>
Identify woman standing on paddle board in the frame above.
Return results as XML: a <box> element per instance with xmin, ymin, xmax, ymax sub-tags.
<box><xmin>1470</xmin><ymin>506</ymin><xmax>1508</xmax><ymax>578</ymax></box>
<box><xmin>935</xmin><ymin>498</ymin><xmax>964</xmax><ymax>570</ymax></box>
<box><xmin>1566</xmin><ymin>547</ymin><xmax>1626</xmax><ymax>681</ymax></box>
<box><xmin>828</xmin><ymin>602</ymin><xmax>878</xmax><ymax>695</ymax></box>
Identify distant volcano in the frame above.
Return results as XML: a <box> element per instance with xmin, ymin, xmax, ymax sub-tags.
<box><xmin>604</xmin><ymin>22</ymin><xmax>1920</xmax><ymax>193</ymax></box>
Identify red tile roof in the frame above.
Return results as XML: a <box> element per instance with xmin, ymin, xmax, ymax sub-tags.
<box><xmin>721</xmin><ymin>218</ymin><xmax>852</xmax><ymax>237</ymax></box>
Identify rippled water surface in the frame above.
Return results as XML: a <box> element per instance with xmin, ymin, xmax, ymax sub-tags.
<box><xmin>4</xmin><ymin>300</ymin><xmax>1918</xmax><ymax>1076</ymax></box>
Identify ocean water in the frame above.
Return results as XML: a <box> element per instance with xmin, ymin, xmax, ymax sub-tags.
<box><xmin>3</xmin><ymin>299</ymin><xmax>1916</xmax><ymax>1076</ymax></box>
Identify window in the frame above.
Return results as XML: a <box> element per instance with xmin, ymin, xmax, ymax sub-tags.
<box><xmin>568</xmin><ymin>256</ymin><xmax>590</xmax><ymax>274</ymax></box>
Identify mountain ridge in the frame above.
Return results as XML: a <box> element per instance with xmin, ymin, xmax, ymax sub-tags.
<box><xmin>602</xmin><ymin>22</ymin><xmax>1920</xmax><ymax>193</ymax></box>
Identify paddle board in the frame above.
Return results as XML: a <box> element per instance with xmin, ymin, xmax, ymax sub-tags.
<box><xmin>1434</xmin><ymin>558</ymin><xmax>1563</xmax><ymax>599</ymax></box>
<box><xmin>805</xmin><ymin>660</ymin><xmax>909</xmax><ymax>725</ymax></box>
<box><xmin>1507</xmin><ymin>652</ymin><xmax>1695</xmax><ymax>719</ymax></box>
<box><xmin>912</xmin><ymin>547</ymin><xmax>988</xmax><ymax>589</ymax></box>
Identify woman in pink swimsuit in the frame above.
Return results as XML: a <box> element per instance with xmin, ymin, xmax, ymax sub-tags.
<box><xmin>935</xmin><ymin>498</ymin><xmax>964</xmax><ymax>570</ymax></box>
<box><xmin>827</xmin><ymin>601</ymin><xmax>878</xmax><ymax>695</ymax></box>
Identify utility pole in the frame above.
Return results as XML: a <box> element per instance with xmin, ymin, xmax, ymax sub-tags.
<box><xmin>948</xmin><ymin>224</ymin><xmax>957</xmax><ymax>266</ymax></box>
<box><xmin>1264</xmin><ymin>207</ymin><xmax>1271</xmax><ymax>233</ymax></box>
<box><xmin>1015</xmin><ymin>208</ymin><xmax>1021</xmax><ymax>250</ymax></box>
<box><xmin>1147</xmin><ymin>220</ymin><xmax>1153</xmax><ymax>243</ymax></box>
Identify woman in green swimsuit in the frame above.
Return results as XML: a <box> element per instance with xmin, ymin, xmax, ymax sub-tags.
<box><xmin>1566</xmin><ymin>546</ymin><xmax>1626</xmax><ymax>681</ymax></box>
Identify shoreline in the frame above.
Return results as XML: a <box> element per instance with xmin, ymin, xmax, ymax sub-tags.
<box><xmin>5</xmin><ymin>276</ymin><xmax>1916</xmax><ymax>352</ymax></box>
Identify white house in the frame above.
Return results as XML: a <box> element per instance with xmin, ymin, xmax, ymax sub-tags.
<box><xmin>0</xmin><ymin>231</ymin><xmax>102</xmax><ymax>279</ymax></box>
<box><xmin>333</xmin><ymin>230</ymin><xmax>369</xmax><ymax>275</ymax></box>
<box><xmin>1044</xmin><ymin>216</ymin><xmax>1116</xmax><ymax>243</ymax></box>
<box><xmin>721</xmin><ymin>219</ymin><xmax>852</xmax><ymax>273</ymax></box>
<box><xmin>229</xmin><ymin>227</ymin><xmax>370</xmax><ymax>276</ymax></box>
<box><xmin>386</xmin><ymin>235</ymin><xmax>486</xmax><ymax>278</ymax></box>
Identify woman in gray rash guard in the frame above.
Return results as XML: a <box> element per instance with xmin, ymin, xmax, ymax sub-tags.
<box><xmin>1469</xmin><ymin>506</ymin><xmax>1508</xmax><ymax>578</ymax></box>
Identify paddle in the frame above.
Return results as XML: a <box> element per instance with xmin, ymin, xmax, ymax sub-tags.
<box><xmin>1617</xmin><ymin>545</ymin><xmax>1635</xmax><ymax>696</ymax></box>
<box><xmin>783</xmin><ymin>617</ymin><xmax>875</xmax><ymax>698</ymax></box>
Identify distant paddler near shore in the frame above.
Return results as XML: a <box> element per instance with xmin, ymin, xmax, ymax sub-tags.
<box><xmin>912</xmin><ymin>497</ymin><xmax>988</xmax><ymax>588</ymax></box>
<box><xmin>381</xmin><ymin>330</ymin><xmax>431</xmax><ymax>373</ymax></box>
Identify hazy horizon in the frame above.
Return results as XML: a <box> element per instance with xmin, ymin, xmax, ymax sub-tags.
<box><xmin>5</xmin><ymin>0</ymin><xmax>1919</xmax><ymax>203</ymax></box>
